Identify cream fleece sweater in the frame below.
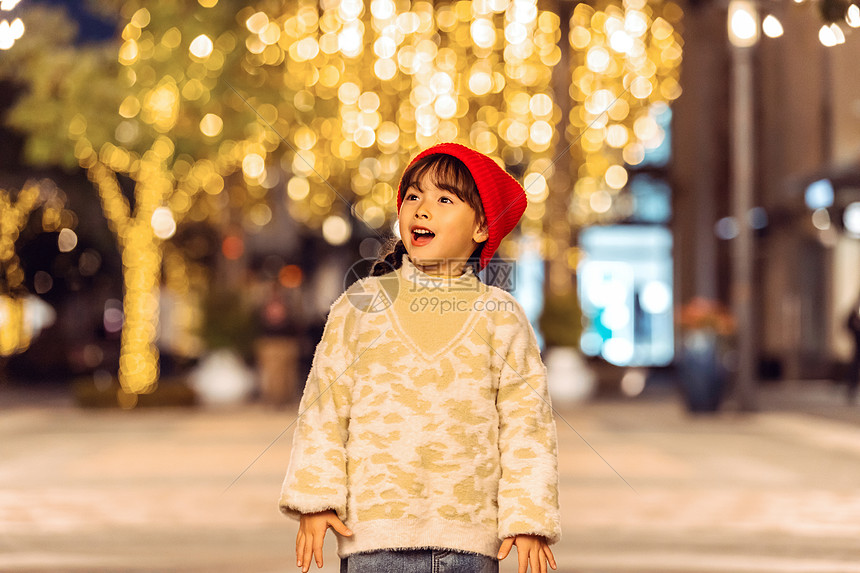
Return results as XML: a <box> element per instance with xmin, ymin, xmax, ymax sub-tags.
<box><xmin>279</xmin><ymin>253</ymin><xmax>561</xmax><ymax>559</ymax></box>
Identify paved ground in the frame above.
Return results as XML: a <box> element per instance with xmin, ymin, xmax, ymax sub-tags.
<box><xmin>1</xmin><ymin>382</ymin><xmax>859</xmax><ymax>573</ymax></box>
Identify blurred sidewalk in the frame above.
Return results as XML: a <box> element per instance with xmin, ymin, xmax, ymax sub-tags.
<box><xmin>0</xmin><ymin>380</ymin><xmax>858</xmax><ymax>573</ymax></box>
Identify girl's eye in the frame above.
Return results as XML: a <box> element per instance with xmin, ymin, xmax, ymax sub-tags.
<box><xmin>440</xmin><ymin>196</ymin><xmax>452</xmax><ymax>204</ymax></box>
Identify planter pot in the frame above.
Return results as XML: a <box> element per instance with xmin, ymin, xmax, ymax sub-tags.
<box><xmin>189</xmin><ymin>349</ymin><xmax>256</xmax><ymax>406</ymax></box>
<box><xmin>678</xmin><ymin>329</ymin><xmax>727</xmax><ymax>412</ymax></box>
<box><xmin>545</xmin><ymin>345</ymin><xmax>597</xmax><ymax>405</ymax></box>
<box><xmin>255</xmin><ymin>336</ymin><xmax>300</xmax><ymax>406</ymax></box>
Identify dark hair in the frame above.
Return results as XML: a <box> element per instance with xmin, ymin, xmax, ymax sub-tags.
<box><xmin>370</xmin><ymin>153</ymin><xmax>487</xmax><ymax>278</ymax></box>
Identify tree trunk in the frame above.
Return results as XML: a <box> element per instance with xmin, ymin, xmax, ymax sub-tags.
<box><xmin>118</xmin><ymin>220</ymin><xmax>162</xmax><ymax>394</ymax></box>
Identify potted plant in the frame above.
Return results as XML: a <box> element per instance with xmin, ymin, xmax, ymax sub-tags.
<box><xmin>538</xmin><ymin>290</ymin><xmax>596</xmax><ymax>404</ymax></box>
<box><xmin>189</xmin><ymin>286</ymin><xmax>259</xmax><ymax>406</ymax></box>
<box><xmin>677</xmin><ymin>297</ymin><xmax>736</xmax><ymax>412</ymax></box>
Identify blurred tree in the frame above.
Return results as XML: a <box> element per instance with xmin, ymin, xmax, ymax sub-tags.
<box><xmin>0</xmin><ymin>179</ymin><xmax>74</xmax><ymax>357</ymax></box>
<box><xmin>1</xmin><ymin>0</ymin><xmax>574</xmax><ymax>396</ymax></box>
<box><xmin>0</xmin><ymin>1</ymin><xmax>288</xmax><ymax>395</ymax></box>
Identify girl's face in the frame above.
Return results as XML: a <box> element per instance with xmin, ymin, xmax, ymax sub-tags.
<box><xmin>398</xmin><ymin>169</ymin><xmax>488</xmax><ymax>277</ymax></box>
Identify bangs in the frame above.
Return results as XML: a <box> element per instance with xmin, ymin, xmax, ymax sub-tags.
<box><xmin>399</xmin><ymin>154</ymin><xmax>486</xmax><ymax>223</ymax></box>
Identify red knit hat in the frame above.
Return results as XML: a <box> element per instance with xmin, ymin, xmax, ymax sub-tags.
<box><xmin>396</xmin><ymin>142</ymin><xmax>528</xmax><ymax>272</ymax></box>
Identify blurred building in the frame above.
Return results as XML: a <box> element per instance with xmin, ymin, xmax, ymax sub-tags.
<box><xmin>673</xmin><ymin>0</ymin><xmax>860</xmax><ymax>382</ymax></box>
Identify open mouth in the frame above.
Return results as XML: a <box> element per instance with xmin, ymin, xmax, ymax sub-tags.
<box><xmin>411</xmin><ymin>228</ymin><xmax>435</xmax><ymax>246</ymax></box>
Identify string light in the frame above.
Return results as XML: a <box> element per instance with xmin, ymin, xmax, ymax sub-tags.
<box><xmin>54</xmin><ymin>0</ymin><xmax>683</xmax><ymax>395</ymax></box>
<box><xmin>565</xmin><ymin>0</ymin><xmax>684</xmax><ymax>233</ymax></box>
<box><xmin>0</xmin><ymin>0</ymin><xmax>24</xmax><ymax>51</ymax></box>
<box><xmin>0</xmin><ymin>180</ymin><xmax>73</xmax><ymax>356</ymax></box>
<box><xmin>253</xmin><ymin>0</ymin><xmax>559</xmax><ymax>234</ymax></box>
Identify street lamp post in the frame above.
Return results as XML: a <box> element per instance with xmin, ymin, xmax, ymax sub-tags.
<box><xmin>728</xmin><ymin>0</ymin><xmax>760</xmax><ymax>411</ymax></box>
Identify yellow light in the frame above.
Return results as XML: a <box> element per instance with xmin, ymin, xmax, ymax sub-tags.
<box><xmin>430</xmin><ymin>71</ymin><xmax>454</xmax><ymax>95</ymax></box>
<box><xmin>434</xmin><ymin>95</ymin><xmax>458</xmax><ymax>119</ymax></box>
<box><xmin>633</xmin><ymin>114</ymin><xmax>658</xmax><ymax>140</ymax></box>
<box><xmin>199</xmin><ymin>113</ymin><xmax>223</xmax><ymax>137</ymax></box>
<box><xmin>629</xmin><ymin>76</ymin><xmax>653</xmax><ymax>99</ymax></box>
<box><xmin>374</xmin><ymin>36</ymin><xmax>396</xmax><ymax>58</ymax></box>
<box><xmin>58</xmin><ymin>229</ymin><xmax>78</xmax><ymax>252</ymax></box>
<box><xmin>728</xmin><ymin>0</ymin><xmax>759</xmax><ymax>47</ymax></box>
<box><xmin>623</xmin><ymin>142</ymin><xmax>645</xmax><ymax>165</ymax></box>
<box><xmin>397</xmin><ymin>12</ymin><xmax>420</xmax><ymax>34</ymax></box>
<box><xmin>287</xmin><ymin>177</ymin><xmax>310</xmax><ymax>201</ymax></box>
<box><xmin>505</xmin><ymin>22</ymin><xmax>528</xmax><ymax>44</ymax></box>
<box><xmin>142</xmin><ymin>80</ymin><xmax>179</xmax><ymax>132</ymax></box>
<box><xmin>189</xmin><ymin>34</ymin><xmax>213</xmax><ymax>58</ymax></box>
<box><xmin>260</xmin><ymin>22</ymin><xmax>281</xmax><ymax>45</ymax></box>
<box><xmin>469</xmin><ymin>70</ymin><xmax>493</xmax><ymax>95</ymax></box>
<box><xmin>248</xmin><ymin>203</ymin><xmax>272</xmax><ymax>227</ymax></box>
<box><xmin>245</xmin><ymin>34</ymin><xmax>265</xmax><ymax>54</ymax></box>
<box><xmin>586</xmin><ymin>46</ymin><xmax>611</xmax><ymax>72</ymax></box>
<box><xmin>340</xmin><ymin>0</ymin><xmax>363</xmax><ymax>20</ymax></box>
<box><xmin>374</xmin><ymin>58</ymin><xmax>397</xmax><ymax>80</ymax></box>
<box><xmin>585</xmin><ymin>89</ymin><xmax>615</xmax><ymax>115</ymax></box>
<box><xmin>294</xmin><ymin>36</ymin><xmax>319</xmax><ymax>61</ymax></box>
<box><xmin>319</xmin><ymin>32</ymin><xmax>338</xmax><ymax>54</ymax></box>
<box><xmin>354</xmin><ymin>126</ymin><xmax>376</xmax><ymax>148</ymax></box>
<box><xmin>362</xmin><ymin>205</ymin><xmax>386</xmax><ymax>229</ymax></box>
<box><xmin>319</xmin><ymin>64</ymin><xmax>341</xmax><ymax>86</ymax></box>
<box><xmin>1</xmin><ymin>17</ymin><xmax>23</xmax><ymax>45</ymax></box>
<box><xmin>589</xmin><ymin>190</ymin><xmax>612</xmax><ymax>213</ymax></box>
<box><xmin>161</xmin><ymin>27</ymin><xmax>181</xmax><ymax>49</ymax></box>
<box><xmin>246</xmin><ymin>12</ymin><xmax>269</xmax><ymax>34</ymax></box>
<box><xmin>529</xmin><ymin>120</ymin><xmax>553</xmax><ymax>147</ymax></box>
<box><xmin>370</xmin><ymin>0</ymin><xmax>396</xmax><ymax>20</ymax></box>
<box><xmin>118</xmin><ymin>39</ymin><xmax>139</xmax><ymax>65</ymax></box>
<box><xmin>818</xmin><ymin>23</ymin><xmax>845</xmax><ymax>46</ymax></box>
<box><xmin>118</xmin><ymin>96</ymin><xmax>140</xmax><ymax>119</ymax></box>
<box><xmin>243</xmin><ymin>153</ymin><xmax>265</xmax><ymax>178</ymax></box>
<box><xmin>510</xmin><ymin>91</ymin><xmax>531</xmax><ymax>115</ymax></box>
<box><xmin>471</xmin><ymin>18</ymin><xmax>496</xmax><ymax>49</ymax></box>
<box><xmin>294</xmin><ymin>126</ymin><xmax>317</xmax><ymax>150</ymax></box>
<box><xmin>0</xmin><ymin>296</ymin><xmax>29</xmax><ymax>356</ymax></box>
<box><xmin>624</xmin><ymin>11</ymin><xmax>648</xmax><ymax>36</ymax></box>
<box><xmin>605</xmin><ymin>164</ymin><xmax>628</xmax><ymax>189</ymax></box>
<box><xmin>151</xmin><ymin>207</ymin><xmax>177</xmax><ymax>239</ymax></box>
<box><xmin>609</xmin><ymin>30</ymin><xmax>633</xmax><ymax>53</ymax></box>
<box><xmin>505</xmin><ymin>120</ymin><xmax>529</xmax><ymax>147</ymax></box>
<box><xmin>131</xmin><ymin>7</ymin><xmax>150</xmax><ymax>28</ymax></box>
<box><xmin>606</xmin><ymin>124</ymin><xmax>628</xmax><ymax>147</ymax></box>
<box><xmin>338</xmin><ymin>23</ymin><xmax>363</xmax><ymax>57</ymax></box>
<box><xmin>570</xmin><ymin>26</ymin><xmax>591</xmax><ymax>50</ymax></box>
<box><xmin>322</xmin><ymin>215</ymin><xmax>351</xmax><ymax>245</ymax></box>
<box><xmin>530</xmin><ymin>93</ymin><xmax>553</xmax><ymax>117</ymax></box>
<box><xmin>0</xmin><ymin>20</ymin><xmax>16</xmax><ymax>50</ymax></box>
<box><xmin>762</xmin><ymin>15</ymin><xmax>783</xmax><ymax>38</ymax></box>
<box><xmin>848</xmin><ymin>5</ymin><xmax>860</xmax><ymax>28</ymax></box>
<box><xmin>377</xmin><ymin>122</ymin><xmax>400</xmax><ymax>146</ymax></box>
<box><xmin>338</xmin><ymin>82</ymin><xmax>360</xmax><ymax>105</ymax></box>
<box><xmin>358</xmin><ymin>91</ymin><xmax>380</xmax><ymax>112</ymax></box>
<box><xmin>524</xmin><ymin>172</ymin><xmax>549</xmax><ymax>201</ymax></box>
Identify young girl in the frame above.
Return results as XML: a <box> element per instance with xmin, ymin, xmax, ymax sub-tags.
<box><xmin>279</xmin><ymin>142</ymin><xmax>561</xmax><ymax>573</ymax></box>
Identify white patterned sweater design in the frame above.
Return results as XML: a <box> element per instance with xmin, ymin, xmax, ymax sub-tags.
<box><xmin>279</xmin><ymin>253</ymin><xmax>561</xmax><ymax>559</ymax></box>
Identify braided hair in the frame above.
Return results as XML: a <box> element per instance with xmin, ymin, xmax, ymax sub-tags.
<box><xmin>370</xmin><ymin>153</ymin><xmax>486</xmax><ymax>278</ymax></box>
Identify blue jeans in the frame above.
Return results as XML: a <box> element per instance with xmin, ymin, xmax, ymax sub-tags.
<box><xmin>340</xmin><ymin>548</ymin><xmax>499</xmax><ymax>573</ymax></box>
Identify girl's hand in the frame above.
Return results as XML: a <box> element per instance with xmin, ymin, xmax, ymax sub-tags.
<box><xmin>296</xmin><ymin>510</ymin><xmax>353</xmax><ymax>572</ymax></box>
<box><xmin>497</xmin><ymin>534</ymin><xmax>557</xmax><ymax>573</ymax></box>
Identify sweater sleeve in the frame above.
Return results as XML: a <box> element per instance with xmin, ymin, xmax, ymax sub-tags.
<box><xmin>495</xmin><ymin>302</ymin><xmax>562</xmax><ymax>545</ymax></box>
<box><xmin>279</xmin><ymin>290</ymin><xmax>356</xmax><ymax>523</ymax></box>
